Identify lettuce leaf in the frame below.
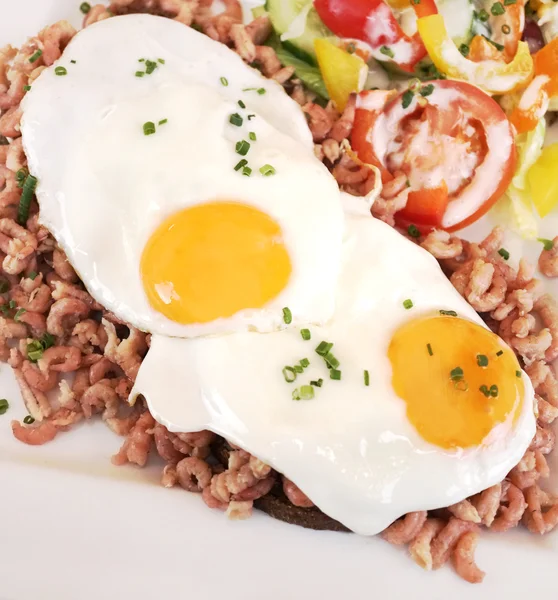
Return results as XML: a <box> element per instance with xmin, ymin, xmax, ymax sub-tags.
<box><xmin>495</xmin><ymin>119</ymin><xmax>546</xmax><ymax>239</ymax></box>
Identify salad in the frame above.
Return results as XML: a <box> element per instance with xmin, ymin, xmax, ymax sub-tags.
<box><xmin>256</xmin><ymin>0</ymin><xmax>558</xmax><ymax>237</ymax></box>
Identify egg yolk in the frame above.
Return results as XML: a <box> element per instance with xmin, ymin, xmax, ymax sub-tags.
<box><xmin>388</xmin><ymin>315</ymin><xmax>524</xmax><ymax>449</ymax></box>
<box><xmin>141</xmin><ymin>201</ymin><xmax>292</xmax><ymax>325</ymax></box>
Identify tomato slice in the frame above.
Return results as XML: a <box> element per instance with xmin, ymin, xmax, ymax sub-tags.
<box><xmin>351</xmin><ymin>80</ymin><xmax>516</xmax><ymax>232</ymax></box>
<box><xmin>313</xmin><ymin>0</ymin><xmax>436</xmax><ymax>72</ymax></box>
<box><xmin>399</xmin><ymin>184</ymin><xmax>449</xmax><ymax>229</ymax></box>
<box><xmin>351</xmin><ymin>90</ymin><xmax>396</xmax><ymax>182</ymax></box>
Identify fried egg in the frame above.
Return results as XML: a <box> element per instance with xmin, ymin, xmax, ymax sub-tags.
<box><xmin>133</xmin><ymin>207</ymin><xmax>535</xmax><ymax>535</ymax></box>
<box><xmin>21</xmin><ymin>14</ymin><xmax>344</xmax><ymax>337</ymax></box>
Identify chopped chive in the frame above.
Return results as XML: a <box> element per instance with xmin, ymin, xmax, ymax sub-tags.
<box><xmin>249</xmin><ymin>131</ymin><xmax>256</xmax><ymax>141</ymax></box>
<box><xmin>439</xmin><ymin>309</ymin><xmax>457</xmax><ymax>317</ymax></box>
<box><xmin>257</xmin><ymin>88</ymin><xmax>266</xmax><ymax>95</ymax></box>
<box><xmin>407</xmin><ymin>224</ymin><xmax>420</xmax><ymax>238</ymax></box>
<box><xmin>310</xmin><ymin>379</ymin><xmax>323</xmax><ymax>387</ymax></box>
<box><xmin>282</xmin><ymin>306</ymin><xmax>292</xmax><ymax>324</ymax></box>
<box><xmin>538</xmin><ymin>238</ymin><xmax>554</xmax><ymax>251</ymax></box>
<box><xmin>459</xmin><ymin>43</ymin><xmax>470</xmax><ymax>57</ymax></box>
<box><xmin>419</xmin><ymin>84</ymin><xmax>434</xmax><ymax>97</ymax></box>
<box><xmin>0</xmin><ymin>399</ymin><xmax>8</xmax><ymax>415</ymax></box>
<box><xmin>380</xmin><ymin>45</ymin><xmax>395</xmax><ymax>58</ymax></box>
<box><xmin>491</xmin><ymin>2</ymin><xmax>505</xmax><ymax>16</ymax></box>
<box><xmin>23</xmin><ymin>85</ymin><xmax>32</xmax><ymax>92</ymax></box>
<box><xmin>23</xmin><ymin>415</ymin><xmax>35</xmax><ymax>425</ymax></box>
<box><xmin>145</xmin><ymin>60</ymin><xmax>158</xmax><ymax>74</ymax></box>
<box><xmin>158</xmin><ymin>118</ymin><xmax>168</xmax><ymax>126</ymax></box>
<box><xmin>158</xmin><ymin>58</ymin><xmax>165</xmax><ymax>64</ymax></box>
<box><xmin>8</xmin><ymin>300</ymin><xmax>15</xmax><ymax>309</ymax></box>
<box><xmin>28</xmin><ymin>271</ymin><xmax>38</xmax><ymax>280</ymax></box>
<box><xmin>347</xmin><ymin>42</ymin><xmax>356</xmax><ymax>54</ymax></box>
<box><xmin>294</xmin><ymin>365</ymin><xmax>303</xmax><ymax>374</ymax></box>
<box><xmin>403</xmin><ymin>299</ymin><xmax>413</xmax><ymax>310</ymax></box>
<box><xmin>496</xmin><ymin>350</ymin><xmax>503</xmax><ymax>357</ymax></box>
<box><xmin>80</xmin><ymin>2</ymin><xmax>91</xmax><ymax>13</ymax></box>
<box><xmin>330</xmin><ymin>369</ymin><xmax>342</xmax><ymax>381</ymax></box>
<box><xmin>234</xmin><ymin>159</ymin><xmax>248</xmax><ymax>171</ymax></box>
<box><xmin>364</xmin><ymin>370</ymin><xmax>370</xmax><ymax>386</ymax></box>
<box><xmin>324</xmin><ymin>352</ymin><xmax>340</xmax><ymax>369</ymax></box>
<box><xmin>16</xmin><ymin>168</ymin><xmax>28</xmax><ymax>185</ymax></box>
<box><xmin>14</xmin><ymin>308</ymin><xmax>26</xmax><ymax>321</ymax></box>
<box><xmin>498</xmin><ymin>248</ymin><xmax>510</xmax><ymax>260</ymax></box>
<box><xmin>300</xmin><ymin>385</ymin><xmax>315</xmax><ymax>399</ymax></box>
<box><xmin>242</xmin><ymin>166</ymin><xmax>252</xmax><ymax>177</ymax></box>
<box><xmin>29</xmin><ymin>49</ymin><xmax>43</xmax><ymax>63</ymax></box>
<box><xmin>54</xmin><ymin>66</ymin><xmax>67</xmax><ymax>76</ymax></box>
<box><xmin>450</xmin><ymin>366</ymin><xmax>464</xmax><ymax>381</ymax></box>
<box><xmin>138</xmin><ymin>58</ymin><xmax>145</xmax><ymax>62</ymax></box>
<box><xmin>235</xmin><ymin>140</ymin><xmax>250</xmax><ymax>156</ymax></box>
<box><xmin>315</xmin><ymin>341</ymin><xmax>333</xmax><ymax>356</ymax></box>
<box><xmin>300</xmin><ymin>328</ymin><xmax>311</xmax><ymax>340</ymax></box>
<box><xmin>477</xmin><ymin>354</ymin><xmax>489</xmax><ymax>367</ymax></box>
<box><xmin>427</xmin><ymin>343</ymin><xmax>433</xmax><ymax>356</ymax></box>
<box><xmin>478</xmin><ymin>8</ymin><xmax>490</xmax><ymax>21</ymax></box>
<box><xmin>504</xmin><ymin>0</ymin><xmax>516</xmax><ymax>4</ymax></box>
<box><xmin>238</xmin><ymin>99</ymin><xmax>246</xmax><ymax>108</ymax></box>
<box><xmin>402</xmin><ymin>89</ymin><xmax>414</xmax><ymax>109</ymax></box>
<box><xmin>135</xmin><ymin>71</ymin><xmax>145</xmax><ymax>77</ymax></box>
<box><xmin>501</xmin><ymin>24</ymin><xmax>511</xmax><ymax>34</ymax></box>
<box><xmin>300</xmin><ymin>358</ymin><xmax>310</xmax><ymax>368</ymax></box>
<box><xmin>282</xmin><ymin>366</ymin><xmax>296</xmax><ymax>383</ymax></box>
<box><xmin>293</xmin><ymin>385</ymin><xmax>314</xmax><ymax>401</ymax></box>
<box><xmin>489</xmin><ymin>384</ymin><xmax>499</xmax><ymax>397</ymax></box>
<box><xmin>143</xmin><ymin>121</ymin><xmax>156</xmax><ymax>136</ymax></box>
<box><xmin>247</xmin><ymin>114</ymin><xmax>255</xmax><ymax>120</ymax></box>
<box><xmin>17</xmin><ymin>174</ymin><xmax>38</xmax><ymax>226</ymax></box>
<box><xmin>27</xmin><ymin>340</ymin><xmax>43</xmax><ymax>362</ymax></box>
<box><xmin>229</xmin><ymin>113</ymin><xmax>243</xmax><ymax>127</ymax></box>
<box><xmin>41</xmin><ymin>332</ymin><xmax>55</xmax><ymax>350</ymax></box>
<box><xmin>0</xmin><ymin>280</ymin><xmax>9</xmax><ymax>293</ymax></box>
<box><xmin>516</xmin><ymin>370</ymin><xmax>521</xmax><ymax>377</ymax></box>
<box><xmin>70</xmin><ymin>60</ymin><xmax>77</xmax><ymax>64</ymax></box>
<box><xmin>479</xmin><ymin>385</ymin><xmax>490</xmax><ymax>397</ymax></box>
<box><xmin>259</xmin><ymin>164</ymin><xmax>276</xmax><ymax>176</ymax></box>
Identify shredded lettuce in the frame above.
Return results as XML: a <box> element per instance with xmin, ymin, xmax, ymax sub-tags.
<box><xmin>495</xmin><ymin>119</ymin><xmax>546</xmax><ymax>239</ymax></box>
<box><xmin>265</xmin><ymin>31</ymin><xmax>329</xmax><ymax>99</ymax></box>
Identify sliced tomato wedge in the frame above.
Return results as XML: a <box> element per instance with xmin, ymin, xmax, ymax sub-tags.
<box><xmin>313</xmin><ymin>0</ymin><xmax>437</xmax><ymax>73</ymax></box>
<box><xmin>351</xmin><ymin>80</ymin><xmax>516</xmax><ymax>232</ymax></box>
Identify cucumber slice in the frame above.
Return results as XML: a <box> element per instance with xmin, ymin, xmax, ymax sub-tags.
<box><xmin>265</xmin><ymin>0</ymin><xmax>335</xmax><ymax>64</ymax></box>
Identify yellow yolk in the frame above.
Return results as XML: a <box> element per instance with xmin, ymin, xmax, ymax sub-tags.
<box><xmin>141</xmin><ymin>201</ymin><xmax>292</xmax><ymax>325</ymax></box>
<box><xmin>388</xmin><ymin>316</ymin><xmax>524</xmax><ymax>449</ymax></box>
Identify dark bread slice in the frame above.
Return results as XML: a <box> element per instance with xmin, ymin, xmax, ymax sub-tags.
<box><xmin>211</xmin><ymin>439</ymin><xmax>350</xmax><ymax>533</ymax></box>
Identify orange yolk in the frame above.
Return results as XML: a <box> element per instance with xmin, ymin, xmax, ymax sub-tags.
<box><xmin>141</xmin><ymin>201</ymin><xmax>292</xmax><ymax>325</ymax></box>
<box><xmin>388</xmin><ymin>316</ymin><xmax>524</xmax><ymax>449</ymax></box>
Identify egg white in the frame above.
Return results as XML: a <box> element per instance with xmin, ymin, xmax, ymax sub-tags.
<box><xmin>132</xmin><ymin>210</ymin><xmax>536</xmax><ymax>535</ymax></box>
<box><xmin>21</xmin><ymin>14</ymin><xmax>344</xmax><ymax>337</ymax></box>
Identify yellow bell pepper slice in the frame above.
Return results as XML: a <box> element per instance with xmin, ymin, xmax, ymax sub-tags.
<box><xmin>528</xmin><ymin>143</ymin><xmax>558</xmax><ymax>218</ymax></box>
<box><xmin>314</xmin><ymin>38</ymin><xmax>367</xmax><ymax>111</ymax></box>
<box><xmin>417</xmin><ymin>14</ymin><xmax>533</xmax><ymax>95</ymax></box>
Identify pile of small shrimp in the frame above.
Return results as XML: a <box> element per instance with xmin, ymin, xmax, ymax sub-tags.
<box><xmin>0</xmin><ymin>0</ymin><xmax>557</xmax><ymax>585</ymax></box>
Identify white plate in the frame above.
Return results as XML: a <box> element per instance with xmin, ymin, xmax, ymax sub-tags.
<box><xmin>0</xmin><ymin>3</ymin><xmax>556</xmax><ymax>599</ymax></box>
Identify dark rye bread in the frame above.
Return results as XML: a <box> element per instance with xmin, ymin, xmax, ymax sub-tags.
<box><xmin>211</xmin><ymin>439</ymin><xmax>350</xmax><ymax>533</ymax></box>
